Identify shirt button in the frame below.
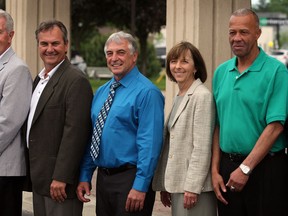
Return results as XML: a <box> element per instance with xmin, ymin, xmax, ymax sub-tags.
<box><xmin>168</xmin><ymin>154</ymin><xmax>173</xmax><ymax>158</ymax></box>
<box><xmin>236</xmin><ymin>76</ymin><xmax>239</xmax><ymax>79</ymax></box>
<box><xmin>170</xmin><ymin>135</ymin><xmax>174</xmax><ymax>139</ymax></box>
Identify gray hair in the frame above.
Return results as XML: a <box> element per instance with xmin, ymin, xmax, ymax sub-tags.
<box><xmin>232</xmin><ymin>8</ymin><xmax>260</xmax><ymax>28</ymax></box>
<box><xmin>104</xmin><ymin>31</ymin><xmax>138</xmax><ymax>56</ymax></box>
<box><xmin>0</xmin><ymin>9</ymin><xmax>14</xmax><ymax>33</ymax></box>
<box><xmin>35</xmin><ymin>20</ymin><xmax>68</xmax><ymax>44</ymax></box>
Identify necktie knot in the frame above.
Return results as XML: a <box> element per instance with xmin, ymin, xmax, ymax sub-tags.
<box><xmin>111</xmin><ymin>81</ymin><xmax>121</xmax><ymax>90</ymax></box>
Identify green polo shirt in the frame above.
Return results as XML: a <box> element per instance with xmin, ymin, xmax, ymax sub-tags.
<box><xmin>213</xmin><ymin>47</ymin><xmax>288</xmax><ymax>154</ymax></box>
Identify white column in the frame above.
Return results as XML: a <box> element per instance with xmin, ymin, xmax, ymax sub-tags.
<box><xmin>165</xmin><ymin>0</ymin><xmax>251</xmax><ymax>115</ymax></box>
<box><xmin>6</xmin><ymin>0</ymin><xmax>70</xmax><ymax>78</ymax></box>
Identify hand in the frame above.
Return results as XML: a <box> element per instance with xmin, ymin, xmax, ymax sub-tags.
<box><xmin>76</xmin><ymin>182</ymin><xmax>91</xmax><ymax>203</ymax></box>
<box><xmin>184</xmin><ymin>191</ymin><xmax>198</xmax><ymax>209</ymax></box>
<box><xmin>50</xmin><ymin>180</ymin><xmax>67</xmax><ymax>203</ymax></box>
<box><xmin>125</xmin><ymin>189</ymin><xmax>146</xmax><ymax>212</ymax></box>
<box><xmin>226</xmin><ymin>167</ymin><xmax>249</xmax><ymax>192</ymax></box>
<box><xmin>212</xmin><ymin>172</ymin><xmax>228</xmax><ymax>205</ymax></box>
<box><xmin>160</xmin><ymin>191</ymin><xmax>171</xmax><ymax>207</ymax></box>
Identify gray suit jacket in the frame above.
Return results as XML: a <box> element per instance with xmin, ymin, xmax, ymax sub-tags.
<box><xmin>153</xmin><ymin>79</ymin><xmax>215</xmax><ymax>194</ymax></box>
<box><xmin>0</xmin><ymin>48</ymin><xmax>32</xmax><ymax>176</ymax></box>
<box><xmin>28</xmin><ymin>58</ymin><xmax>93</xmax><ymax>198</ymax></box>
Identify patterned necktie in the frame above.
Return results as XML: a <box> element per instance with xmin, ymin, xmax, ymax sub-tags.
<box><xmin>90</xmin><ymin>81</ymin><xmax>121</xmax><ymax>161</ymax></box>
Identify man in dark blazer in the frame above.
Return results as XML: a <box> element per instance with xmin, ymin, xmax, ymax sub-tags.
<box><xmin>0</xmin><ymin>9</ymin><xmax>32</xmax><ymax>216</ymax></box>
<box><xmin>26</xmin><ymin>20</ymin><xmax>93</xmax><ymax>216</ymax></box>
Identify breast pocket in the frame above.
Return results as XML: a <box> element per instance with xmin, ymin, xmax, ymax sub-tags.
<box><xmin>108</xmin><ymin>105</ymin><xmax>136</xmax><ymax>129</ymax></box>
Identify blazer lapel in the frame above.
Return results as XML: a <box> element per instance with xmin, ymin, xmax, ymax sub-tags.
<box><xmin>33</xmin><ymin>76</ymin><xmax>40</xmax><ymax>91</ymax></box>
<box><xmin>170</xmin><ymin>79</ymin><xmax>202</xmax><ymax>127</ymax></box>
<box><xmin>0</xmin><ymin>60</ymin><xmax>4</xmax><ymax>72</ymax></box>
<box><xmin>0</xmin><ymin>48</ymin><xmax>15</xmax><ymax>72</ymax></box>
<box><xmin>31</xmin><ymin>58</ymin><xmax>70</xmax><ymax>125</ymax></box>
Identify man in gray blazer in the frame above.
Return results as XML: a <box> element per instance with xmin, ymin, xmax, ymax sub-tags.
<box><xmin>0</xmin><ymin>9</ymin><xmax>33</xmax><ymax>216</ymax></box>
<box><xmin>26</xmin><ymin>20</ymin><xmax>93</xmax><ymax>216</ymax></box>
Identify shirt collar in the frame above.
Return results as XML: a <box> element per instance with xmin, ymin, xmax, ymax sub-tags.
<box><xmin>38</xmin><ymin>59</ymin><xmax>65</xmax><ymax>80</ymax></box>
<box><xmin>228</xmin><ymin>47</ymin><xmax>265</xmax><ymax>73</ymax></box>
<box><xmin>112</xmin><ymin>66</ymin><xmax>139</xmax><ymax>88</ymax></box>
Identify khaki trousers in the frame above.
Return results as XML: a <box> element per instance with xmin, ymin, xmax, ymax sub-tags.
<box><xmin>171</xmin><ymin>191</ymin><xmax>217</xmax><ymax>216</ymax></box>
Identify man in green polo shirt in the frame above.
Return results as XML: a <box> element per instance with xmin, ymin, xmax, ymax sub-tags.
<box><xmin>211</xmin><ymin>8</ymin><xmax>288</xmax><ymax>216</ymax></box>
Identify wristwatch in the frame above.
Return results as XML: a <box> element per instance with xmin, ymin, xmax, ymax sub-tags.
<box><xmin>239</xmin><ymin>164</ymin><xmax>252</xmax><ymax>176</ymax></box>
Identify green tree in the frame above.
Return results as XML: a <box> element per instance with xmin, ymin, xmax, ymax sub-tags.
<box><xmin>0</xmin><ymin>0</ymin><xmax>5</xmax><ymax>9</ymax></box>
<box><xmin>254</xmin><ymin>0</ymin><xmax>288</xmax><ymax>14</ymax></box>
<box><xmin>71</xmin><ymin>0</ymin><xmax>166</xmax><ymax>76</ymax></box>
<box><xmin>253</xmin><ymin>0</ymin><xmax>288</xmax><ymax>48</ymax></box>
<box><xmin>253</xmin><ymin>0</ymin><xmax>270</xmax><ymax>11</ymax></box>
<box><xmin>268</xmin><ymin>0</ymin><xmax>288</xmax><ymax>14</ymax></box>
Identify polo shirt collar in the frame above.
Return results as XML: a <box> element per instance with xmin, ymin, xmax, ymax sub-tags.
<box><xmin>228</xmin><ymin>47</ymin><xmax>265</xmax><ymax>73</ymax></box>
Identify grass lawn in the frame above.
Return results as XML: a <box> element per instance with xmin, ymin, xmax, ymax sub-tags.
<box><xmin>89</xmin><ymin>74</ymin><xmax>166</xmax><ymax>93</ymax></box>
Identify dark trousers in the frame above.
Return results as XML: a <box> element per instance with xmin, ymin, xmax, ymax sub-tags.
<box><xmin>218</xmin><ymin>152</ymin><xmax>288</xmax><ymax>216</ymax></box>
<box><xmin>0</xmin><ymin>176</ymin><xmax>25</xmax><ymax>216</ymax></box>
<box><xmin>96</xmin><ymin>167</ymin><xmax>155</xmax><ymax>216</ymax></box>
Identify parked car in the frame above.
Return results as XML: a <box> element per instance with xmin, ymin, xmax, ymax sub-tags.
<box><xmin>269</xmin><ymin>49</ymin><xmax>288</xmax><ymax>68</ymax></box>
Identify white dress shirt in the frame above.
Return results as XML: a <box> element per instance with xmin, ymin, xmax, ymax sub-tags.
<box><xmin>26</xmin><ymin>60</ymin><xmax>64</xmax><ymax>146</ymax></box>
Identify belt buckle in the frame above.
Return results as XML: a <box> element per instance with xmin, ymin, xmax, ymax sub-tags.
<box><xmin>228</xmin><ymin>153</ymin><xmax>244</xmax><ymax>162</ymax></box>
<box><xmin>229</xmin><ymin>154</ymin><xmax>234</xmax><ymax>161</ymax></box>
<box><xmin>269</xmin><ymin>152</ymin><xmax>276</xmax><ymax>157</ymax></box>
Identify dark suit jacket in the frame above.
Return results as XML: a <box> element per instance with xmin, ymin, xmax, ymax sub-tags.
<box><xmin>28</xmin><ymin>58</ymin><xmax>93</xmax><ymax>198</ymax></box>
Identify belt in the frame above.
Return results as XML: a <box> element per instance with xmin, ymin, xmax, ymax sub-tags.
<box><xmin>222</xmin><ymin>149</ymin><xmax>286</xmax><ymax>163</ymax></box>
<box><xmin>267</xmin><ymin>149</ymin><xmax>286</xmax><ymax>157</ymax></box>
<box><xmin>221</xmin><ymin>151</ymin><xmax>247</xmax><ymax>163</ymax></box>
<box><xmin>99</xmin><ymin>164</ymin><xmax>136</xmax><ymax>175</ymax></box>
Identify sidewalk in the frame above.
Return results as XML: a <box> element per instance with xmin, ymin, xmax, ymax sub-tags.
<box><xmin>22</xmin><ymin>172</ymin><xmax>171</xmax><ymax>216</ymax></box>
<box><xmin>22</xmin><ymin>191</ymin><xmax>171</xmax><ymax>216</ymax></box>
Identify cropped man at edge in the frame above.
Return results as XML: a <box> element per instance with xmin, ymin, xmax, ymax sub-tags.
<box><xmin>77</xmin><ymin>31</ymin><xmax>164</xmax><ymax>216</ymax></box>
<box><xmin>0</xmin><ymin>9</ymin><xmax>32</xmax><ymax>216</ymax></box>
<box><xmin>211</xmin><ymin>8</ymin><xmax>288</xmax><ymax>216</ymax></box>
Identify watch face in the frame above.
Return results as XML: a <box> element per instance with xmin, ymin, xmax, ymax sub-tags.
<box><xmin>240</xmin><ymin>164</ymin><xmax>251</xmax><ymax>175</ymax></box>
<box><xmin>243</xmin><ymin>166</ymin><xmax>249</xmax><ymax>173</ymax></box>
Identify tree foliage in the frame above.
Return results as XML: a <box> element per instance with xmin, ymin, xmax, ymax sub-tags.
<box><xmin>71</xmin><ymin>0</ymin><xmax>166</xmax><ymax>76</ymax></box>
<box><xmin>253</xmin><ymin>0</ymin><xmax>288</xmax><ymax>14</ymax></box>
<box><xmin>253</xmin><ymin>0</ymin><xmax>288</xmax><ymax>48</ymax></box>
